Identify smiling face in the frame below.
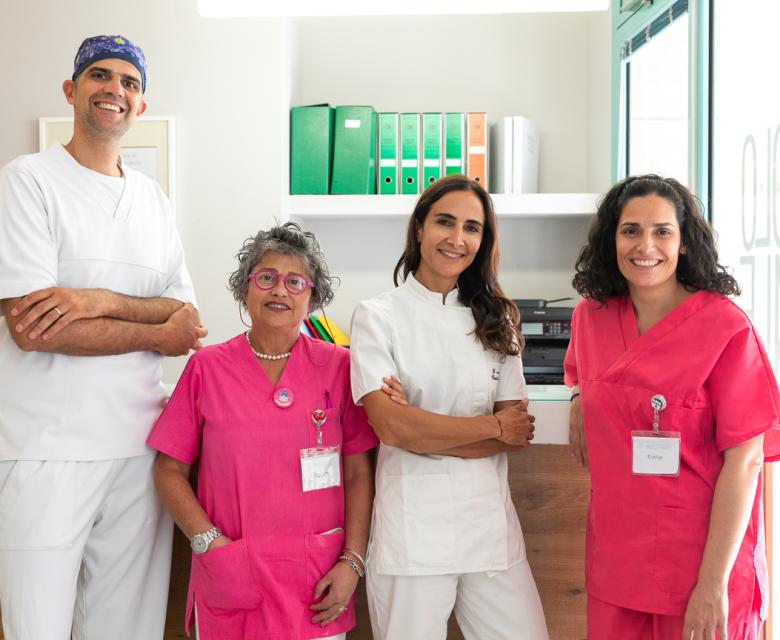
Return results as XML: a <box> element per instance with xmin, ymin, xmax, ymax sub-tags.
<box><xmin>63</xmin><ymin>58</ymin><xmax>147</xmax><ymax>141</ymax></box>
<box><xmin>615</xmin><ymin>193</ymin><xmax>686</xmax><ymax>298</ymax></box>
<box><xmin>245</xmin><ymin>251</ymin><xmax>312</xmax><ymax>335</ymax></box>
<box><xmin>414</xmin><ymin>190</ymin><xmax>485</xmax><ymax>294</ymax></box>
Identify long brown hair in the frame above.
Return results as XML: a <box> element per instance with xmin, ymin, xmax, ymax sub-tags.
<box><xmin>394</xmin><ymin>175</ymin><xmax>522</xmax><ymax>355</ymax></box>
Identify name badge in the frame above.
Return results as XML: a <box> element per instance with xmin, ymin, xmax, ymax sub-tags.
<box><xmin>300</xmin><ymin>446</ymin><xmax>341</xmax><ymax>491</ymax></box>
<box><xmin>631</xmin><ymin>431</ymin><xmax>681</xmax><ymax>476</ymax></box>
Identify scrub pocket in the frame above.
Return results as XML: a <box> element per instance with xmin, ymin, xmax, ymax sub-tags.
<box><xmin>653</xmin><ymin>506</ymin><xmax>710</xmax><ymax>599</ymax></box>
<box><xmin>304</xmin><ymin>529</ymin><xmax>346</xmax><ymax>597</ymax></box>
<box><xmin>191</xmin><ymin>538</ymin><xmax>263</xmax><ymax>611</ymax></box>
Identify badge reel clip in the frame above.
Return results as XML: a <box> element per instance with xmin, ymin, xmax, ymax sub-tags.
<box><xmin>631</xmin><ymin>395</ymin><xmax>681</xmax><ymax>477</ymax></box>
<box><xmin>300</xmin><ymin>408</ymin><xmax>342</xmax><ymax>492</ymax></box>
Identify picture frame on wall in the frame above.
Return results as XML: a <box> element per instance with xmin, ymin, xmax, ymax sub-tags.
<box><xmin>38</xmin><ymin>115</ymin><xmax>176</xmax><ymax>207</ymax></box>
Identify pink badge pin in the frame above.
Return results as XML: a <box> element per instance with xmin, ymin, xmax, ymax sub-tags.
<box><xmin>273</xmin><ymin>388</ymin><xmax>294</xmax><ymax>408</ymax></box>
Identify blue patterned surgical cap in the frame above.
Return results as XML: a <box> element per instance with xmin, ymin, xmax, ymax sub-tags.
<box><xmin>72</xmin><ymin>35</ymin><xmax>147</xmax><ymax>92</ymax></box>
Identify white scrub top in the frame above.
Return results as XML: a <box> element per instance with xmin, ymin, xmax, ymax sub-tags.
<box><xmin>0</xmin><ymin>144</ymin><xmax>196</xmax><ymax>461</ymax></box>
<box><xmin>350</xmin><ymin>275</ymin><xmax>527</xmax><ymax>576</ymax></box>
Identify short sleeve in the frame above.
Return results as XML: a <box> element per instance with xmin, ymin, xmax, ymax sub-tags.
<box><xmin>339</xmin><ymin>357</ymin><xmax>379</xmax><ymax>456</ymax></box>
<box><xmin>495</xmin><ymin>352</ymin><xmax>527</xmax><ymax>402</ymax></box>
<box><xmin>146</xmin><ymin>355</ymin><xmax>204</xmax><ymax>464</ymax></box>
<box><xmin>160</xmin><ymin>195</ymin><xmax>197</xmax><ymax>305</ymax></box>
<box><xmin>709</xmin><ymin>324</ymin><xmax>780</xmax><ymax>458</ymax></box>
<box><xmin>349</xmin><ymin>300</ymin><xmax>398</xmax><ymax>406</ymax></box>
<box><xmin>0</xmin><ymin>165</ymin><xmax>58</xmax><ymax>304</ymax></box>
<box><xmin>563</xmin><ymin>303</ymin><xmax>580</xmax><ymax>388</ymax></box>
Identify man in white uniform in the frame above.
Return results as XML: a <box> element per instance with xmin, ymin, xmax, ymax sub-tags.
<box><xmin>0</xmin><ymin>35</ymin><xmax>207</xmax><ymax>639</ymax></box>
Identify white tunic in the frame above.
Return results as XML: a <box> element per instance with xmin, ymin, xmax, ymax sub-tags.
<box><xmin>0</xmin><ymin>143</ymin><xmax>196</xmax><ymax>461</ymax></box>
<box><xmin>350</xmin><ymin>275</ymin><xmax>527</xmax><ymax>576</ymax></box>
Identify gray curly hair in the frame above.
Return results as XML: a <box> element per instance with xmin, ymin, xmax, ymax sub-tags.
<box><xmin>228</xmin><ymin>222</ymin><xmax>336</xmax><ymax>312</ymax></box>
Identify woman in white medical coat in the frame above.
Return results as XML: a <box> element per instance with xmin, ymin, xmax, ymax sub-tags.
<box><xmin>349</xmin><ymin>175</ymin><xmax>549</xmax><ymax>640</ymax></box>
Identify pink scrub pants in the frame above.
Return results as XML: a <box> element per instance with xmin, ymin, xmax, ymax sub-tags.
<box><xmin>587</xmin><ymin>595</ymin><xmax>761</xmax><ymax>640</ymax></box>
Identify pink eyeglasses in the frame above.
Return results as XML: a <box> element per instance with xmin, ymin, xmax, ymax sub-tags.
<box><xmin>248</xmin><ymin>269</ymin><xmax>314</xmax><ymax>294</ymax></box>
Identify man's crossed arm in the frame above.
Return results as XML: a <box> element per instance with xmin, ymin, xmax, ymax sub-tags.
<box><xmin>3</xmin><ymin>287</ymin><xmax>207</xmax><ymax>357</ymax></box>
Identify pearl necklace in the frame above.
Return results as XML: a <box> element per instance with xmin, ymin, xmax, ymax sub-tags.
<box><xmin>245</xmin><ymin>332</ymin><xmax>291</xmax><ymax>361</ymax></box>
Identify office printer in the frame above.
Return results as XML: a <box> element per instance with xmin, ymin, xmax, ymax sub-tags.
<box><xmin>513</xmin><ymin>299</ymin><xmax>573</xmax><ymax>385</ymax></box>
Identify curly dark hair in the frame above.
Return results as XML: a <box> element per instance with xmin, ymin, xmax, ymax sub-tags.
<box><xmin>228</xmin><ymin>222</ymin><xmax>337</xmax><ymax>313</ymax></box>
<box><xmin>393</xmin><ymin>174</ymin><xmax>522</xmax><ymax>355</ymax></box>
<box><xmin>572</xmin><ymin>174</ymin><xmax>740</xmax><ymax>302</ymax></box>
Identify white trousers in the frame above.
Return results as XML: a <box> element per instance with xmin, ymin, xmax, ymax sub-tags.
<box><xmin>0</xmin><ymin>454</ymin><xmax>173</xmax><ymax>640</ymax></box>
<box><xmin>366</xmin><ymin>560</ymin><xmax>549</xmax><ymax>640</ymax></box>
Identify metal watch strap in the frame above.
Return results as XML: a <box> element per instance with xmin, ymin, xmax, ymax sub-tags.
<box><xmin>191</xmin><ymin>526</ymin><xmax>222</xmax><ymax>553</ymax></box>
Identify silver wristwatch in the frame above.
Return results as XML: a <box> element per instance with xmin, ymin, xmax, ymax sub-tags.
<box><xmin>190</xmin><ymin>526</ymin><xmax>222</xmax><ymax>554</ymax></box>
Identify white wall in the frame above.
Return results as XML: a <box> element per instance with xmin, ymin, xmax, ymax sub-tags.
<box><xmin>0</xmin><ymin>2</ymin><xmax>612</xmax><ymax>380</ymax></box>
<box><xmin>297</xmin><ymin>13</ymin><xmax>611</xmax><ymax>193</ymax></box>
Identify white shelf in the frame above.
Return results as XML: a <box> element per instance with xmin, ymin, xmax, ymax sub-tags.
<box><xmin>286</xmin><ymin>192</ymin><xmax>599</xmax><ymax>220</ymax></box>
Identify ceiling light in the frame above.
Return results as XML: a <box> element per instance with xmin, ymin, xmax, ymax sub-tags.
<box><xmin>199</xmin><ymin>0</ymin><xmax>609</xmax><ymax>18</ymax></box>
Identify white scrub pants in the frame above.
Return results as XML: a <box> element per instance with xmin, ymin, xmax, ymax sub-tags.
<box><xmin>0</xmin><ymin>454</ymin><xmax>172</xmax><ymax>640</ymax></box>
<box><xmin>366</xmin><ymin>560</ymin><xmax>549</xmax><ymax>640</ymax></box>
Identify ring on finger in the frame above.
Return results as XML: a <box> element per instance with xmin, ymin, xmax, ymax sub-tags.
<box><xmin>337</xmin><ymin>605</ymin><xmax>347</xmax><ymax>613</ymax></box>
<box><xmin>53</xmin><ymin>307</ymin><xmax>63</xmax><ymax>317</ymax></box>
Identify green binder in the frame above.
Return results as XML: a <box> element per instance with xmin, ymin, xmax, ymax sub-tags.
<box><xmin>400</xmin><ymin>113</ymin><xmax>420</xmax><ymax>195</ymax></box>
<box><xmin>330</xmin><ymin>106</ymin><xmax>377</xmax><ymax>194</ymax></box>
<box><xmin>378</xmin><ymin>113</ymin><xmax>399</xmax><ymax>194</ymax></box>
<box><xmin>289</xmin><ymin>104</ymin><xmax>334</xmax><ymax>194</ymax></box>
<box><xmin>422</xmin><ymin>112</ymin><xmax>443</xmax><ymax>188</ymax></box>
<box><xmin>444</xmin><ymin>112</ymin><xmax>466</xmax><ymax>176</ymax></box>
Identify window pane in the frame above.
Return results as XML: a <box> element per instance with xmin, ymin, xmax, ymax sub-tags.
<box><xmin>627</xmin><ymin>12</ymin><xmax>689</xmax><ymax>184</ymax></box>
<box><xmin>713</xmin><ymin>1</ymin><xmax>780</xmax><ymax>629</ymax></box>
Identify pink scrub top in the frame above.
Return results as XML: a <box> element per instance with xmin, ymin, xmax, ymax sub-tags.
<box><xmin>147</xmin><ymin>334</ymin><xmax>378</xmax><ymax>640</ymax></box>
<box><xmin>564</xmin><ymin>291</ymin><xmax>780</xmax><ymax>621</ymax></box>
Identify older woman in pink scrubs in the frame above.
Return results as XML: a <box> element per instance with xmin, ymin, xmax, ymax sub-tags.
<box><xmin>147</xmin><ymin>223</ymin><xmax>377</xmax><ymax>640</ymax></box>
<box><xmin>566</xmin><ymin>175</ymin><xmax>780</xmax><ymax>640</ymax></box>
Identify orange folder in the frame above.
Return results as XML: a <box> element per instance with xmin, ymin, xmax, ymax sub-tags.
<box><xmin>466</xmin><ymin>112</ymin><xmax>488</xmax><ymax>188</ymax></box>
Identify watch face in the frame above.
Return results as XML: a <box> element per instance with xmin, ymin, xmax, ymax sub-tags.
<box><xmin>192</xmin><ymin>535</ymin><xmax>208</xmax><ymax>554</ymax></box>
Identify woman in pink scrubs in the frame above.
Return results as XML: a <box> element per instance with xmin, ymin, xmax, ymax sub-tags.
<box><xmin>565</xmin><ymin>175</ymin><xmax>780</xmax><ymax>640</ymax></box>
<box><xmin>147</xmin><ymin>223</ymin><xmax>378</xmax><ymax>640</ymax></box>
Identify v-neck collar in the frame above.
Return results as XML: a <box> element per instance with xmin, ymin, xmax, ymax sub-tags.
<box><xmin>619</xmin><ymin>290</ymin><xmax>707</xmax><ymax>350</ymax></box>
<box><xmin>240</xmin><ymin>332</ymin><xmax>304</xmax><ymax>394</ymax></box>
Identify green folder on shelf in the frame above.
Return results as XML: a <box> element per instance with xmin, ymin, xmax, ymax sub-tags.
<box><xmin>378</xmin><ymin>112</ymin><xmax>399</xmax><ymax>194</ymax></box>
<box><xmin>289</xmin><ymin>104</ymin><xmax>334</xmax><ymax>194</ymax></box>
<box><xmin>444</xmin><ymin>112</ymin><xmax>466</xmax><ymax>176</ymax></box>
<box><xmin>422</xmin><ymin>112</ymin><xmax>443</xmax><ymax>188</ymax></box>
<box><xmin>330</xmin><ymin>106</ymin><xmax>377</xmax><ymax>194</ymax></box>
<box><xmin>400</xmin><ymin>113</ymin><xmax>420</xmax><ymax>195</ymax></box>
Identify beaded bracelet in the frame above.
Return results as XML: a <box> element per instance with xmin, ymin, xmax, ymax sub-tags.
<box><xmin>338</xmin><ymin>554</ymin><xmax>365</xmax><ymax>578</ymax></box>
